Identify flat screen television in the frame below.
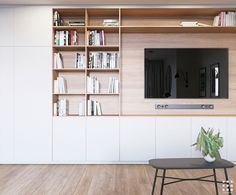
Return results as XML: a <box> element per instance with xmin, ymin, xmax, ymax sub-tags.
<box><xmin>144</xmin><ymin>48</ymin><xmax>228</xmax><ymax>99</ymax></box>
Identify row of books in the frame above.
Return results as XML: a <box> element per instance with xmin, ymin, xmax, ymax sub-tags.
<box><xmin>88</xmin><ymin>100</ymin><xmax>102</xmax><ymax>116</ymax></box>
<box><xmin>54</xmin><ymin>31</ymin><xmax>78</xmax><ymax>46</ymax></box>
<box><xmin>54</xmin><ymin>99</ymin><xmax>69</xmax><ymax>116</ymax></box>
<box><xmin>89</xmin><ymin>52</ymin><xmax>118</xmax><ymax>69</ymax></box>
<box><xmin>53</xmin><ymin>11</ymin><xmax>63</xmax><ymax>26</ymax></box>
<box><xmin>108</xmin><ymin>77</ymin><xmax>119</xmax><ymax>94</ymax></box>
<box><xmin>103</xmin><ymin>19</ymin><xmax>119</xmax><ymax>26</ymax></box>
<box><xmin>213</xmin><ymin>12</ymin><xmax>236</xmax><ymax>26</ymax></box>
<box><xmin>54</xmin><ymin>53</ymin><xmax>63</xmax><ymax>69</ymax></box>
<box><xmin>87</xmin><ymin>76</ymin><xmax>100</xmax><ymax>94</ymax></box>
<box><xmin>75</xmin><ymin>53</ymin><xmax>86</xmax><ymax>68</ymax></box>
<box><xmin>88</xmin><ymin>30</ymin><xmax>105</xmax><ymax>46</ymax></box>
<box><xmin>54</xmin><ymin>77</ymin><xmax>67</xmax><ymax>94</ymax></box>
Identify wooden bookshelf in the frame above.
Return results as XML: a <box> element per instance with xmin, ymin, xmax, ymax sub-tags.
<box><xmin>52</xmin><ymin>7</ymin><xmax>236</xmax><ymax>117</ymax></box>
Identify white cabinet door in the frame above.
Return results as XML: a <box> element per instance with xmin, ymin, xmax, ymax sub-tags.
<box><xmin>0</xmin><ymin>8</ymin><xmax>14</xmax><ymax>46</ymax></box>
<box><xmin>14</xmin><ymin>6</ymin><xmax>52</xmax><ymax>46</ymax></box>
<box><xmin>14</xmin><ymin>47</ymin><xmax>52</xmax><ymax>163</ymax></box>
<box><xmin>53</xmin><ymin>117</ymin><xmax>86</xmax><ymax>162</ymax></box>
<box><xmin>87</xmin><ymin>117</ymin><xmax>119</xmax><ymax>162</ymax></box>
<box><xmin>191</xmin><ymin>117</ymin><xmax>227</xmax><ymax>158</ymax></box>
<box><xmin>0</xmin><ymin>47</ymin><xmax>14</xmax><ymax>162</ymax></box>
<box><xmin>120</xmin><ymin>117</ymin><xmax>155</xmax><ymax>162</ymax></box>
<box><xmin>156</xmin><ymin>117</ymin><xmax>192</xmax><ymax>158</ymax></box>
<box><xmin>226</xmin><ymin>117</ymin><xmax>236</xmax><ymax>162</ymax></box>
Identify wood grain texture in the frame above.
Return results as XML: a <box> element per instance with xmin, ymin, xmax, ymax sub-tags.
<box><xmin>0</xmin><ymin>165</ymin><xmax>235</xmax><ymax>195</ymax></box>
<box><xmin>121</xmin><ymin>33</ymin><xmax>236</xmax><ymax>115</ymax></box>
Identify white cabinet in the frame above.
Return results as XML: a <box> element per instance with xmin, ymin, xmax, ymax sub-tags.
<box><xmin>0</xmin><ymin>47</ymin><xmax>14</xmax><ymax>162</ymax></box>
<box><xmin>0</xmin><ymin>8</ymin><xmax>14</xmax><ymax>46</ymax></box>
<box><xmin>191</xmin><ymin>117</ymin><xmax>227</xmax><ymax>158</ymax></box>
<box><xmin>53</xmin><ymin>117</ymin><xmax>86</xmax><ymax>162</ymax></box>
<box><xmin>14</xmin><ymin>6</ymin><xmax>52</xmax><ymax>46</ymax></box>
<box><xmin>86</xmin><ymin>117</ymin><xmax>119</xmax><ymax>162</ymax></box>
<box><xmin>14</xmin><ymin>47</ymin><xmax>52</xmax><ymax>162</ymax></box>
<box><xmin>156</xmin><ymin>117</ymin><xmax>192</xmax><ymax>158</ymax></box>
<box><xmin>120</xmin><ymin>117</ymin><xmax>155</xmax><ymax>162</ymax></box>
<box><xmin>226</xmin><ymin>118</ymin><xmax>236</xmax><ymax>162</ymax></box>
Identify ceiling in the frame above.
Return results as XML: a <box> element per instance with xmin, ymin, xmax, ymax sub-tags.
<box><xmin>0</xmin><ymin>0</ymin><xmax>236</xmax><ymax>6</ymax></box>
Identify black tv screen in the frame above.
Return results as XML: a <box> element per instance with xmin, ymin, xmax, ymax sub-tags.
<box><xmin>144</xmin><ymin>48</ymin><xmax>228</xmax><ymax>99</ymax></box>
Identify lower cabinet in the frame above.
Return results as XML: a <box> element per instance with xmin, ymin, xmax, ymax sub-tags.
<box><xmin>86</xmin><ymin>117</ymin><xmax>119</xmax><ymax>162</ymax></box>
<box><xmin>120</xmin><ymin>117</ymin><xmax>155</xmax><ymax>162</ymax></box>
<box><xmin>156</xmin><ymin>117</ymin><xmax>192</xmax><ymax>158</ymax></box>
<box><xmin>53</xmin><ymin>117</ymin><xmax>86</xmax><ymax>162</ymax></box>
<box><xmin>227</xmin><ymin>117</ymin><xmax>236</xmax><ymax>162</ymax></box>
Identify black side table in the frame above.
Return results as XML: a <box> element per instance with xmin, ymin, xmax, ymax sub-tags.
<box><xmin>149</xmin><ymin>158</ymin><xmax>235</xmax><ymax>195</ymax></box>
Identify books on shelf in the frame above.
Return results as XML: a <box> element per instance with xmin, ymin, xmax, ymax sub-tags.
<box><xmin>213</xmin><ymin>11</ymin><xmax>236</xmax><ymax>26</ymax></box>
<box><xmin>54</xmin><ymin>52</ymin><xmax>64</xmax><ymax>69</ymax></box>
<box><xmin>87</xmin><ymin>100</ymin><xmax>102</xmax><ymax>116</ymax></box>
<box><xmin>78</xmin><ymin>100</ymin><xmax>86</xmax><ymax>116</ymax></box>
<box><xmin>54</xmin><ymin>31</ymin><xmax>78</xmax><ymax>46</ymax></box>
<box><xmin>54</xmin><ymin>76</ymin><xmax>67</xmax><ymax>94</ymax></box>
<box><xmin>108</xmin><ymin>77</ymin><xmax>119</xmax><ymax>94</ymax></box>
<box><xmin>53</xmin><ymin>11</ymin><xmax>63</xmax><ymax>26</ymax></box>
<box><xmin>89</xmin><ymin>52</ymin><xmax>118</xmax><ymax>69</ymax></box>
<box><xmin>75</xmin><ymin>52</ymin><xmax>85</xmax><ymax>68</ymax></box>
<box><xmin>88</xmin><ymin>30</ymin><xmax>105</xmax><ymax>46</ymax></box>
<box><xmin>103</xmin><ymin>19</ymin><xmax>119</xmax><ymax>26</ymax></box>
<box><xmin>87</xmin><ymin>76</ymin><xmax>100</xmax><ymax>93</ymax></box>
<box><xmin>54</xmin><ymin>99</ymin><xmax>69</xmax><ymax>116</ymax></box>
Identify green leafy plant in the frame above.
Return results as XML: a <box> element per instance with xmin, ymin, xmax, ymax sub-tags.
<box><xmin>192</xmin><ymin>127</ymin><xmax>223</xmax><ymax>159</ymax></box>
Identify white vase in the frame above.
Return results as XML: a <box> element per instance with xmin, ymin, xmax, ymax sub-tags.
<box><xmin>204</xmin><ymin>154</ymin><xmax>216</xmax><ymax>163</ymax></box>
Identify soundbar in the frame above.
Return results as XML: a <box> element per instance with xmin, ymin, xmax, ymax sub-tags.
<box><xmin>155</xmin><ymin>104</ymin><xmax>214</xmax><ymax>109</ymax></box>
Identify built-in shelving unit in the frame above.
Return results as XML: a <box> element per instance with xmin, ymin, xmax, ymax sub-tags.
<box><xmin>52</xmin><ymin>7</ymin><xmax>236</xmax><ymax>117</ymax></box>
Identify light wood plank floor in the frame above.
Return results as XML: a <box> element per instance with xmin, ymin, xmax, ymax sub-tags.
<box><xmin>0</xmin><ymin>165</ymin><xmax>235</xmax><ymax>195</ymax></box>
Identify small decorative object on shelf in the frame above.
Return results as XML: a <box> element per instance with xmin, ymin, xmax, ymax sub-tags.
<box><xmin>192</xmin><ymin>127</ymin><xmax>223</xmax><ymax>163</ymax></box>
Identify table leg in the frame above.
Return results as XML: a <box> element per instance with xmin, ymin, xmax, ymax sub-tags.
<box><xmin>224</xmin><ymin>168</ymin><xmax>231</xmax><ymax>195</ymax></box>
<box><xmin>151</xmin><ymin>169</ymin><xmax>158</xmax><ymax>195</ymax></box>
<box><xmin>213</xmin><ymin>168</ymin><xmax>219</xmax><ymax>195</ymax></box>
<box><xmin>160</xmin><ymin>169</ymin><xmax>166</xmax><ymax>195</ymax></box>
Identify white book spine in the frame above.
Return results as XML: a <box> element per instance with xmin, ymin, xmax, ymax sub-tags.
<box><xmin>53</xmin><ymin>103</ymin><xmax>58</xmax><ymax>116</ymax></box>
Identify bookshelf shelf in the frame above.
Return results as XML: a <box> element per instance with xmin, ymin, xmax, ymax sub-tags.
<box><xmin>53</xmin><ymin>45</ymin><xmax>86</xmax><ymax>51</ymax></box>
<box><xmin>87</xmin><ymin>45</ymin><xmax>119</xmax><ymax>51</ymax></box>
<box><xmin>53</xmin><ymin>26</ymin><xmax>85</xmax><ymax>32</ymax></box>
<box><xmin>87</xmin><ymin>93</ymin><xmax>119</xmax><ymax>95</ymax></box>
<box><xmin>53</xmin><ymin>68</ymin><xmax>86</xmax><ymax>72</ymax></box>
<box><xmin>87</xmin><ymin>68</ymin><xmax>119</xmax><ymax>72</ymax></box>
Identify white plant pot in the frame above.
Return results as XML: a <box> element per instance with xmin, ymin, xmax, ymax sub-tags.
<box><xmin>204</xmin><ymin>154</ymin><xmax>216</xmax><ymax>163</ymax></box>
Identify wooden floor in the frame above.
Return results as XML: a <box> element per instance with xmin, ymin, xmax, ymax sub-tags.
<box><xmin>0</xmin><ymin>165</ymin><xmax>235</xmax><ymax>195</ymax></box>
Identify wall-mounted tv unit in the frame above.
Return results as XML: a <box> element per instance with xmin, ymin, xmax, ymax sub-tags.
<box><xmin>144</xmin><ymin>48</ymin><xmax>228</xmax><ymax>99</ymax></box>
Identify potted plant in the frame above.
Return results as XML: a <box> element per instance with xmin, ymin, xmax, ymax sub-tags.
<box><xmin>192</xmin><ymin>127</ymin><xmax>223</xmax><ymax>163</ymax></box>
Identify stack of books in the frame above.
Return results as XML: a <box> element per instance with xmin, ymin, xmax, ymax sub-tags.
<box><xmin>54</xmin><ymin>99</ymin><xmax>69</xmax><ymax>116</ymax></box>
<box><xmin>87</xmin><ymin>76</ymin><xmax>100</xmax><ymax>93</ymax></box>
<box><xmin>103</xmin><ymin>19</ymin><xmax>119</xmax><ymax>26</ymax></box>
<box><xmin>78</xmin><ymin>100</ymin><xmax>86</xmax><ymax>116</ymax></box>
<box><xmin>54</xmin><ymin>77</ymin><xmax>67</xmax><ymax>94</ymax></box>
<box><xmin>54</xmin><ymin>31</ymin><xmax>78</xmax><ymax>46</ymax></box>
<box><xmin>87</xmin><ymin>100</ymin><xmax>102</xmax><ymax>116</ymax></box>
<box><xmin>68</xmin><ymin>21</ymin><xmax>85</xmax><ymax>26</ymax></box>
<box><xmin>213</xmin><ymin>11</ymin><xmax>236</xmax><ymax>26</ymax></box>
<box><xmin>54</xmin><ymin>52</ymin><xmax>64</xmax><ymax>69</ymax></box>
<box><xmin>74</xmin><ymin>52</ymin><xmax>85</xmax><ymax>68</ymax></box>
<box><xmin>180</xmin><ymin>21</ymin><xmax>210</xmax><ymax>27</ymax></box>
<box><xmin>108</xmin><ymin>77</ymin><xmax>119</xmax><ymax>93</ymax></box>
<box><xmin>53</xmin><ymin>11</ymin><xmax>63</xmax><ymax>26</ymax></box>
<box><xmin>89</xmin><ymin>52</ymin><xmax>118</xmax><ymax>69</ymax></box>
<box><xmin>88</xmin><ymin>30</ymin><xmax>105</xmax><ymax>45</ymax></box>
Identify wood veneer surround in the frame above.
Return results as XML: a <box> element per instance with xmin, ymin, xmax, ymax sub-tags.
<box><xmin>121</xmin><ymin>33</ymin><xmax>236</xmax><ymax>115</ymax></box>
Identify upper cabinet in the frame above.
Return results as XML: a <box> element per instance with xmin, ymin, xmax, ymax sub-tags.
<box><xmin>0</xmin><ymin>8</ymin><xmax>14</xmax><ymax>46</ymax></box>
<box><xmin>14</xmin><ymin>6</ymin><xmax>52</xmax><ymax>46</ymax></box>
